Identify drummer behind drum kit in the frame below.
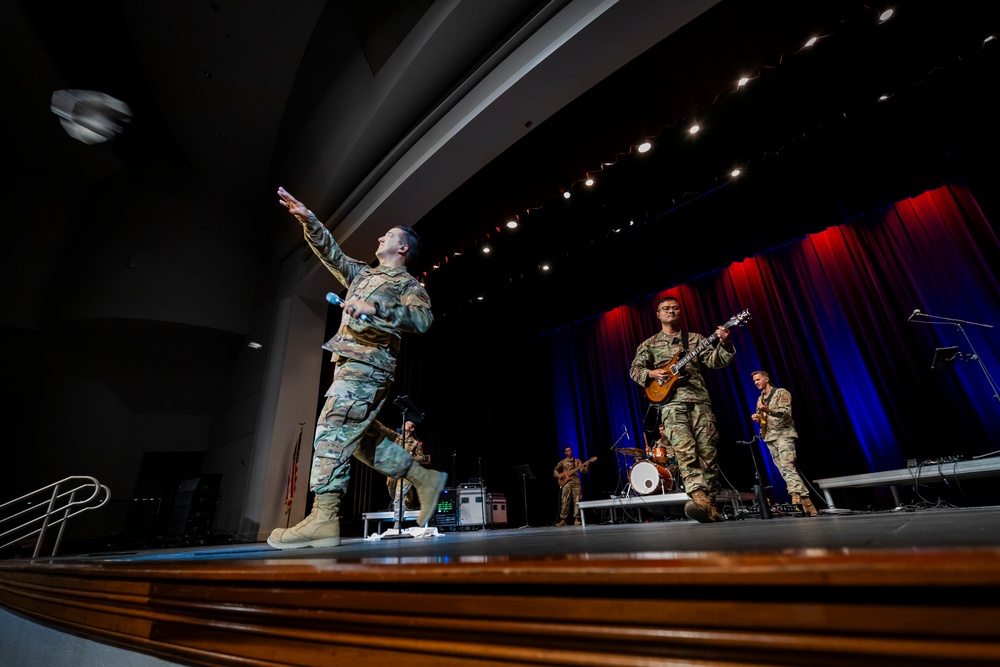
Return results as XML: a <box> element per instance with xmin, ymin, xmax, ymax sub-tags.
<box><xmin>617</xmin><ymin>446</ymin><xmax>680</xmax><ymax>496</ymax></box>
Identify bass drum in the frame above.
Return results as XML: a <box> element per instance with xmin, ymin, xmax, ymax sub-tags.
<box><xmin>629</xmin><ymin>460</ymin><xmax>673</xmax><ymax>495</ymax></box>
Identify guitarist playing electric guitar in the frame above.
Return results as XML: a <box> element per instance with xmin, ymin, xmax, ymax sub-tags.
<box><xmin>553</xmin><ymin>447</ymin><xmax>595</xmax><ymax>526</ymax></box>
<box><xmin>629</xmin><ymin>296</ymin><xmax>741</xmax><ymax>524</ymax></box>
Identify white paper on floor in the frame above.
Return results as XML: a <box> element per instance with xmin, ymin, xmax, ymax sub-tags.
<box><xmin>367</xmin><ymin>526</ymin><xmax>442</xmax><ymax>540</ymax></box>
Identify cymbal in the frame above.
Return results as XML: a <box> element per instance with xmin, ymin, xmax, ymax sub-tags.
<box><xmin>616</xmin><ymin>447</ymin><xmax>646</xmax><ymax>457</ymax></box>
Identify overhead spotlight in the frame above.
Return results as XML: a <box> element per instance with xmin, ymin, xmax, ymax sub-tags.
<box><xmin>878</xmin><ymin>8</ymin><xmax>894</xmax><ymax>23</ymax></box>
<box><xmin>688</xmin><ymin>124</ymin><xmax>700</xmax><ymax>134</ymax></box>
<box><xmin>737</xmin><ymin>77</ymin><xmax>750</xmax><ymax>88</ymax></box>
<box><xmin>506</xmin><ymin>220</ymin><xmax>518</xmax><ymax>229</ymax></box>
<box><xmin>731</xmin><ymin>168</ymin><xmax>741</xmax><ymax>177</ymax></box>
<box><xmin>482</xmin><ymin>246</ymin><xmax>491</xmax><ymax>254</ymax></box>
<box><xmin>637</xmin><ymin>142</ymin><xmax>652</xmax><ymax>153</ymax></box>
<box><xmin>985</xmin><ymin>36</ymin><xmax>995</xmax><ymax>44</ymax></box>
<box><xmin>805</xmin><ymin>36</ymin><xmax>818</xmax><ymax>48</ymax></box>
<box><xmin>541</xmin><ymin>264</ymin><xmax>550</xmax><ymax>271</ymax></box>
<box><xmin>629</xmin><ymin>219</ymin><xmax>634</xmax><ymax>226</ymax></box>
<box><xmin>477</xmin><ymin>295</ymin><xmax>484</xmax><ymax>301</ymax></box>
<box><xmin>585</xmin><ymin>177</ymin><xmax>594</xmax><ymax>186</ymax></box>
<box><xmin>51</xmin><ymin>89</ymin><xmax>132</xmax><ymax>144</ymax></box>
<box><xmin>878</xmin><ymin>94</ymin><xmax>889</xmax><ymax>102</ymax></box>
<box><xmin>563</xmin><ymin>191</ymin><xmax>571</xmax><ymax>199</ymax></box>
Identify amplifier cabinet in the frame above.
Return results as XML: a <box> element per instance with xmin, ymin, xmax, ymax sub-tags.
<box><xmin>458</xmin><ymin>487</ymin><xmax>486</xmax><ymax>526</ymax></box>
<box><xmin>487</xmin><ymin>493</ymin><xmax>507</xmax><ymax>525</ymax></box>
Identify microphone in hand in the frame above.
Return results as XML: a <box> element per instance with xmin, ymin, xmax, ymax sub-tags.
<box><xmin>326</xmin><ymin>292</ymin><xmax>372</xmax><ymax>322</ymax></box>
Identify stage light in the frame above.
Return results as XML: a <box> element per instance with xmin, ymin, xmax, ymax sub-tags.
<box><xmin>878</xmin><ymin>94</ymin><xmax>889</xmax><ymax>102</ymax></box>
<box><xmin>737</xmin><ymin>77</ymin><xmax>750</xmax><ymax>88</ymax></box>
<box><xmin>506</xmin><ymin>220</ymin><xmax>518</xmax><ymax>229</ymax></box>
<box><xmin>541</xmin><ymin>264</ymin><xmax>550</xmax><ymax>271</ymax></box>
<box><xmin>248</xmin><ymin>342</ymin><xmax>263</xmax><ymax>350</ymax></box>
<box><xmin>637</xmin><ymin>142</ymin><xmax>652</xmax><ymax>152</ymax></box>
<box><xmin>585</xmin><ymin>177</ymin><xmax>594</xmax><ymax>186</ymax></box>
<box><xmin>563</xmin><ymin>191</ymin><xmax>571</xmax><ymax>199</ymax></box>
<box><xmin>805</xmin><ymin>36</ymin><xmax>818</xmax><ymax>47</ymax></box>
<box><xmin>51</xmin><ymin>89</ymin><xmax>132</xmax><ymax>144</ymax></box>
<box><xmin>878</xmin><ymin>8</ymin><xmax>894</xmax><ymax>23</ymax></box>
<box><xmin>688</xmin><ymin>124</ymin><xmax>700</xmax><ymax>134</ymax></box>
<box><xmin>482</xmin><ymin>246</ymin><xmax>491</xmax><ymax>254</ymax></box>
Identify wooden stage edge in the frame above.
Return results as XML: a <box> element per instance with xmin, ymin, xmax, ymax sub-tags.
<box><xmin>2</xmin><ymin>546</ymin><xmax>1000</xmax><ymax>666</ymax></box>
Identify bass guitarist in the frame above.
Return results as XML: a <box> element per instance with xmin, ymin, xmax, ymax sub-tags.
<box><xmin>629</xmin><ymin>296</ymin><xmax>735</xmax><ymax>523</ymax></box>
<box><xmin>553</xmin><ymin>447</ymin><xmax>593</xmax><ymax>526</ymax></box>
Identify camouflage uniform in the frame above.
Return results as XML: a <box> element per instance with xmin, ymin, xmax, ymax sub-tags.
<box><xmin>301</xmin><ymin>213</ymin><xmax>433</xmax><ymax>497</ymax></box>
<box><xmin>553</xmin><ymin>455</ymin><xmax>587</xmax><ymax>522</ymax></box>
<box><xmin>757</xmin><ymin>387</ymin><xmax>806</xmax><ymax>496</ymax></box>
<box><xmin>630</xmin><ymin>331</ymin><xmax>734</xmax><ymax>500</ymax></box>
<box><xmin>385</xmin><ymin>430</ymin><xmax>424</xmax><ymax>509</ymax></box>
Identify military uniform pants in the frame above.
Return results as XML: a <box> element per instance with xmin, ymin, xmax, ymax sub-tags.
<box><xmin>559</xmin><ymin>483</ymin><xmax>581</xmax><ymax>520</ymax></box>
<box><xmin>660</xmin><ymin>401</ymin><xmax>721</xmax><ymax>498</ymax></box>
<box><xmin>764</xmin><ymin>436</ymin><xmax>807</xmax><ymax>496</ymax></box>
<box><xmin>310</xmin><ymin>359</ymin><xmax>413</xmax><ymax>496</ymax></box>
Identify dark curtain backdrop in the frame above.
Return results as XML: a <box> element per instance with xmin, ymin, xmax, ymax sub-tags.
<box><xmin>547</xmin><ymin>184</ymin><xmax>1000</xmax><ymax>509</ymax></box>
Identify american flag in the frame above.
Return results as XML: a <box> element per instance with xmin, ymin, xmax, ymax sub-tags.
<box><xmin>284</xmin><ymin>423</ymin><xmax>305</xmax><ymax>515</ymax></box>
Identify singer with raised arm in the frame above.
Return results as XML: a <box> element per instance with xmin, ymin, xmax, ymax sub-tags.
<box><xmin>629</xmin><ymin>296</ymin><xmax>735</xmax><ymax>523</ymax></box>
<box><xmin>553</xmin><ymin>447</ymin><xmax>594</xmax><ymax>526</ymax></box>
<box><xmin>267</xmin><ymin>187</ymin><xmax>447</xmax><ymax>549</ymax></box>
<box><xmin>750</xmin><ymin>370</ymin><xmax>817</xmax><ymax>516</ymax></box>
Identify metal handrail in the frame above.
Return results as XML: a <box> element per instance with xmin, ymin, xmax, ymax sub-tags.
<box><xmin>0</xmin><ymin>476</ymin><xmax>110</xmax><ymax>557</ymax></box>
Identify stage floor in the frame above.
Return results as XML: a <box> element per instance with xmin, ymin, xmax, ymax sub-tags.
<box><xmin>5</xmin><ymin>505</ymin><xmax>1000</xmax><ymax>667</ymax></box>
<box><xmin>62</xmin><ymin>504</ymin><xmax>1000</xmax><ymax>564</ymax></box>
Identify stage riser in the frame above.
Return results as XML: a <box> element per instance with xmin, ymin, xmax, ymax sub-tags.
<box><xmin>2</xmin><ymin>551</ymin><xmax>999</xmax><ymax>666</ymax></box>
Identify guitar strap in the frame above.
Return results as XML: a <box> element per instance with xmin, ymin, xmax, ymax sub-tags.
<box><xmin>763</xmin><ymin>387</ymin><xmax>777</xmax><ymax>407</ymax></box>
<box><xmin>681</xmin><ymin>330</ymin><xmax>689</xmax><ymax>351</ymax></box>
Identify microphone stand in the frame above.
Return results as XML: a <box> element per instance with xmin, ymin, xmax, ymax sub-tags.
<box><xmin>910</xmin><ymin>311</ymin><xmax>999</xmax><ymax>411</ymax></box>
<box><xmin>609</xmin><ymin>429</ymin><xmax>629</xmax><ymax>497</ymax></box>
<box><xmin>384</xmin><ymin>395</ymin><xmax>426</xmax><ymax>540</ymax></box>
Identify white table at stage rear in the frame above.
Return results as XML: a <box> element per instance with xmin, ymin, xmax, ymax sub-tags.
<box><xmin>361</xmin><ymin>510</ymin><xmax>420</xmax><ymax>535</ymax></box>
<box><xmin>577</xmin><ymin>489</ymin><xmax>753</xmax><ymax>526</ymax></box>
<box><xmin>813</xmin><ymin>457</ymin><xmax>1000</xmax><ymax>509</ymax></box>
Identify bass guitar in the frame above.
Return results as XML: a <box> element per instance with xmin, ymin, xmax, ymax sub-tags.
<box><xmin>644</xmin><ymin>309</ymin><xmax>751</xmax><ymax>404</ymax></box>
<box><xmin>558</xmin><ymin>456</ymin><xmax>596</xmax><ymax>487</ymax></box>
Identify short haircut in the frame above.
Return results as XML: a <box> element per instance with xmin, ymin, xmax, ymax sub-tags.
<box><xmin>751</xmin><ymin>370</ymin><xmax>770</xmax><ymax>381</ymax></box>
<box><xmin>395</xmin><ymin>225</ymin><xmax>421</xmax><ymax>264</ymax></box>
<box><xmin>655</xmin><ymin>296</ymin><xmax>680</xmax><ymax>311</ymax></box>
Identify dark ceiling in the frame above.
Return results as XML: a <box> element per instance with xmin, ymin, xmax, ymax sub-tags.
<box><xmin>3</xmin><ymin>0</ymin><xmax>998</xmax><ymax>413</ymax></box>
<box><xmin>411</xmin><ymin>1</ymin><xmax>1000</xmax><ymax>332</ymax></box>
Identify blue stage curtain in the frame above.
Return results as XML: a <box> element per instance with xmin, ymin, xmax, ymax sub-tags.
<box><xmin>546</xmin><ymin>184</ymin><xmax>1000</xmax><ymax>501</ymax></box>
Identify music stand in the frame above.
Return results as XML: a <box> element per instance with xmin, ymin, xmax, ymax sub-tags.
<box><xmin>931</xmin><ymin>346</ymin><xmax>962</xmax><ymax>370</ymax></box>
<box><xmin>514</xmin><ymin>464</ymin><xmax>534</xmax><ymax>528</ymax></box>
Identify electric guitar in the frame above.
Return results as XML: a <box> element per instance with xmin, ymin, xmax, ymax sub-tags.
<box><xmin>757</xmin><ymin>407</ymin><xmax>768</xmax><ymax>441</ymax></box>
<box><xmin>558</xmin><ymin>456</ymin><xmax>596</xmax><ymax>487</ymax></box>
<box><xmin>644</xmin><ymin>309</ymin><xmax>751</xmax><ymax>404</ymax></box>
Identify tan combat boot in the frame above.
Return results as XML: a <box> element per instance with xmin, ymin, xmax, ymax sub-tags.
<box><xmin>267</xmin><ymin>493</ymin><xmax>341</xmax><ymax>549</ymax></box>
<box><xmin>404</xmin><ymin>464</ymin><xmax>448</xmax><ymax>526</ymax></box>
<box><xmin>799</xmin><ymin>495</ymin><xmax>819</xmax><ymax>516</ymax></box>
<box><xmin>554</xmin><ymin>518</ymin><xmax>567</xmax><ymax>526</ymax></box>
<box><xmin>706</xmin><ymin>496</ymin><xmax>725</xmax><ymax>522</ymax></box>
<box><xmin>683</xmin><ymin>489</ymin><xmax>716</xmax><ymax>523</ymax></box>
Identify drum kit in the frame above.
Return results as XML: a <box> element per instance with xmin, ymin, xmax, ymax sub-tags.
<box><xmin>616</xmin><ymin>446</ymin><xmax>680</xmax><ymax>495</ymax></box>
